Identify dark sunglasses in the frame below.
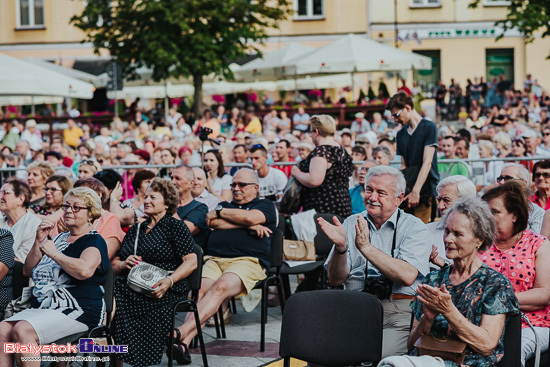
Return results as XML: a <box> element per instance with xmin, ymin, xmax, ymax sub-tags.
<box><xmin>496</xmin><ymin>175</ymin><xmax>522</xmax><ymax>183</ymax></box>
<box><xmin>230</xmin><ymin>182</ymin><xmax>256</xmax><ymax>189</ymax></box>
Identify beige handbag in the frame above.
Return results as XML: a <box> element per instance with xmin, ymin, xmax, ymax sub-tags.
<box><xmin>283</xmin><ymin>239</ymin><xmax>316</xmax><ymax>261</ymax></box>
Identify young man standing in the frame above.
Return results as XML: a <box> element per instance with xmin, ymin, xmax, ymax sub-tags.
<box><xmin>273</xmin><ymin>139</ymin><xmax>295</xmax><ymax>178</ymax></box>
<box><xmin>387</xmin><ymin>92</ymin><xmax>439</xmax><ymax>223</ymax></box>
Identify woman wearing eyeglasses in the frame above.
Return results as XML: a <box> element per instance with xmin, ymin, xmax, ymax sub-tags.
<box><xmin>30</xmin><ymin>175</ymin><xmax>72</xmax><ymax>218</ymax></box>
<box><xmin>0</xmin><ymin>187</ymin><xmax>110</xmax><ymax>367</ymax></box>
<box><xmin>0</xmin><ymin>178</ymin><xmax>42</xmax><ymax>263</ymax></box>
<box><xmin>530</xmin><ymin>160</ymin><xmax>550</xmax><ymax>210</ymax></box>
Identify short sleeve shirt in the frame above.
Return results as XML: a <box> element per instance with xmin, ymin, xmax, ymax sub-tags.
<box><xmin>396</xmin><ymin>118</ymin><xmax>439</xmax><ymax>196</ymax></box>
<box><xmin>177</xmin><ymin>200</ymin><xmax>209</xmax><ymax>248</ymax></box>
<box><xmin>207</xmin><ymin>198</ymin><xmax>277</xmax><ymax>269</ymax></box>
<box><xmin>479</xmin><ymin>230</ymin><xmax>550</xmax><ymax>328</ymax></box>
<box><xmin>411</xmin><ymin>264</ymin><xmax>519</xmax><ymax>367</ymax></box>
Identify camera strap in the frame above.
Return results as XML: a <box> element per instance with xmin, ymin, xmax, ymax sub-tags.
<box><xmin>363</xmin><ymin>210</ymin><xmax>400</xmax><ymax>282</ymax></box>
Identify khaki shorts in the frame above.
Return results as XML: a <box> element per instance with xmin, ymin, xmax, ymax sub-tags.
<box><xmin>202</xmin><ymin>256</ymin><xmax>267</xmax><ymax>295</ymax></box>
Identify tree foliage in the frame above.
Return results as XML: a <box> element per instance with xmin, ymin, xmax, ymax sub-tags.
<box><xmin>71</xmin><ymin>0</ymin><xmax>293</xmax><ymax>116</ymax></box>
<box><xmin>469</xmin><ymin>0</ymin><xmax>550</xmax><ymax>44</ymax></box>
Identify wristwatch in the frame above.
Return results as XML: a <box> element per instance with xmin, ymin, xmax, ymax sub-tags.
<box><xmin>215</xmin><ymin>204</ymin><xmax>223</xmax><ymax>218</ymax></box>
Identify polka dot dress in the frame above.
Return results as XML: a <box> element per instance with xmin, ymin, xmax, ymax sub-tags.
<box><xmin>479</xmin><ymin>229</ymin><xmax>550</xmax><ymax>328</ymax></box>
<box><xmin>299</xmin><ymin>145</ymin><xmax>354</xmax><ymax>218</ymax></box>
<box><xmin>0</xmin><ymin>229</ymin><xmax>14</xmax><ymax>315</ymax></box>
<box><xmin>113</xmin><ymin>215</ymin><xmax>195</xmax><ymax>367</ymax></box>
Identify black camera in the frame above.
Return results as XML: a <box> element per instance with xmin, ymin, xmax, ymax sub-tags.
<box><xmin>198</xmin><ymin>126</ymin><xmax>213</xmax><ymax>141</ymax></box>
<box><xmin>363</xmin><ymin>275</ymin><xmax>393</xmax><ymax>300</ymax></box>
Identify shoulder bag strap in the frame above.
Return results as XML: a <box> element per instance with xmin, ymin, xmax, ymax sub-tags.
<box><xmin>133</xmin><ymin>222</ymin><xmax>142</xmax><ymax>256</ymax></box>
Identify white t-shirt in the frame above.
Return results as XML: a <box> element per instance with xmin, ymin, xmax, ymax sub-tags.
<box><xmin>257</xmin><ymin>168</ymin><xmax>288</xmax><ymax>200</ymax></box>
<box><xmin>210</xmin><ymin>174</ymin><xmax>232</xmax><ymax>195</ymax></box>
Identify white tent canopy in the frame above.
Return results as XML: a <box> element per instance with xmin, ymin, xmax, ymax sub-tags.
<box><xmin>25</xmin><ymin>58</ymin><xmax>109</xmax><ymax>88</ymax></box>
<box><xmin>237</xmin><ymin>43</ymin><xmax>316</xmax><ymax>82</ymax></box>
<box><xmin>0</xmin><ymin>53</ymin><xmax>95</xmax><ymax>99</ymax></box>
<box><xmin>293</xmin><ymin>34</ymin><xmax>432</xmax><ymax>75</ymax></box>
<box><xmin>107</xmin><ymin>83</ymin><xmax>194</xmax><ymax>100</ymax></box>
<box><xmin>276</xmin><ymin>73</ymin><xmax>359</xmax><ymax>91</ymax></box>
<box><xmin>0</xmin><ymin>96</ymin><xmax>63</xmax><ymax>107</ymax></box>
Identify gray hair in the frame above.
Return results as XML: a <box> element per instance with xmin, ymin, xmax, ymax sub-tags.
<box><xmin>174</xmin><ymin>165</ymin><xmax>195</xmax><ymax>181</ymax></box>
<box><xmin>436</xmin><ymin>176</ymin><xmax>476</xmax><ymax>199</ymax></box>
<box><xmin>442</xmin><ymin>198</ymin><xmax>495</xmax><ymax>252</ymax></box>
<box><xmin>372</xmin><ymin>146</ymin><xmax>392</xmax><ymax>159</ymax></box>
<box><xmin>502</xmin><ymin>163</ymin><xmax>530</xmax><ymax>183</ymax></box>
<box><xmin>364</xmin><ymin>165</ymin><xmax>406</xmax><ymax>197</ymax></box>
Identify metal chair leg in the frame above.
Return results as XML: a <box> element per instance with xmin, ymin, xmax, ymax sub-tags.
<box><xmin>193</xmin><ymin>306</ymin><xmax>209</xmax><ymax>367</ymax></box>
<box><xmin>218</xmin><ymin>307</ymin><xmax>226</xmax><ymax>339</ymax></box>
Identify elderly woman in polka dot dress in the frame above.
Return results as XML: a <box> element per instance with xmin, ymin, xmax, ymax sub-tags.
<box><xmin>112</xmin><ymin>178</ymin><xmax>197</xmax><ymax>367</ymax></box>
<box><xmin>481</xmin><ymin>181</ymin><xmax>550</xmax><ymax>366</ymax></box>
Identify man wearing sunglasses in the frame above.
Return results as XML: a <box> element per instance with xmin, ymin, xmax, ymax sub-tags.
<box><xmin>173</xmin><ymin>168</ymin><xmax>277</xmax><ymax>356</ymax></box>
<box><xmin>387</xmin><ymin>92</ymin><xmax>439</xmax><ymax>223</ymax></box>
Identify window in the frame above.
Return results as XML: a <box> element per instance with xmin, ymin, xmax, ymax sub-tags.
<box><xmin>16</xmin><ymin>0</ymin><xmax>45</xmax><ymax>28</ymax></box>
<box><xmin>412</xmin><ymin>50</ymin><xmax>441</xmax><ymax>96</ymax></box>
<box><xmin>483</xmin><ymin>0</ymin><xmax>511</xmax><ymax>6</ymax></box>
<box><xmin>410</xmin><ymin>0</ymin><xmax>441</xmax><ymax>8</ymax></box>
<box><xmin>486</xmin><ymin>49</ymin><xmax>514</xmax><ymax>84</ymax></box>
<box><xmin>294</xmin><ymin>0</ymin><xmax>324</xmax><ymax>20</ymax></box>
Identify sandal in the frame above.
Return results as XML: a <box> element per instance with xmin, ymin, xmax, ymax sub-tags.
<box><xmin>166</xmin><ymin>328</ymin><xmax>191</xmax><ymax>365</ymax></box>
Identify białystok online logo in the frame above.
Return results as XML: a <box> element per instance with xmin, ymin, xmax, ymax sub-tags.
<box><xmin>4</xmin><ymin>339</ymin><xmax>128</xmax><ymax>354</ymax></box>
<box><xmin>78</xmin><ymin>339</ymin><xmax>128</xmax><ymax>353</ymax></box>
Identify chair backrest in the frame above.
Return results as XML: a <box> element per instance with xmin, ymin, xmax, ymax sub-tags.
<box><xmin>269</xmin><ymin>228</ymin><xmax>284</xmax><ymax>270</ymax></box>
<box><xmin>279</xmin><ymin>290</ymin><xmax>383</xmax><ymax>366</ymax></box>
<box><xmin>314</xmin><ymin>213</ymin><xmax>344</xmax><ymax>256</ymax></box>
<box><xmin>497</xmin><ymin>313</ymin><xmax>522</xmax><ymax>367</ymax></box>
<box><xmin>103</xmin><ymin>266</ymin><xmax>115</xmax><ymax>313</ymax></box>
<box><xmin>12</xmin><ymin>261</ymin><xmax>29</xmax><ymax>299</ymax></box>
<box><xmin>188</xmin><ymin>244</ymin><xmax>204</xmax><ymax>292</ymax></box>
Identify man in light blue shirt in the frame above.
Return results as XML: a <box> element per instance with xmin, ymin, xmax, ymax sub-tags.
<box><xmin>320</xmin><ymin>166</ymin><xmax>430</xmax><ymax>358</ymax></box>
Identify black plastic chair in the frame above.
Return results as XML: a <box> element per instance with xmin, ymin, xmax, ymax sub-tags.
<box><xmin>497</xmin><ymin>312</ymin><xmax>522</xmax><ymax>367</ymax></box>
<box><xmin>167</xmin><ymin>245</ymin><xmax>208</xmax><ymax>367</ymax></box>
<box><xmin>279</xmin><ymin>290</ymin><xmax>383</xmax><ymax>367</ymax></box>
<box><xmin>12</xmin><ymin>260</ymin><xmax>29</xmax><ymax>299</ymax></box>
<box><xmin>52</xmin><ymin>265</ymin><xmax>115</xmax><ymax>367</ymax></box>
<box><xmin>214</xmin><ymin>215</ymin><xmax>286</xmax><ymax>352</ymax></box>
<box><xmin>280</xmin><ymin>213</ymin><xmax>343</xmax><ymax>298</ymax></box>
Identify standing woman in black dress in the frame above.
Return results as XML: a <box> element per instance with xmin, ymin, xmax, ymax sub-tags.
<box><xmin>291</xmin><ymin>114</ymin><xmax>354</xmax><ymax>219</ymax></box>
<box><xmin>290</xmin><ymin>115</ymin><xmax>354</xmax><ymax>291</ymax></box>
<box><xmin>112</xmin><ymin>178</ymin><xmax>197</xmax><ymax>367</ymax></box>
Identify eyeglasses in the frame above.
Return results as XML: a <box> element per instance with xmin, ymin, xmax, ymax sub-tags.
<box><xmin>356</xmin><ymin>141</ymin><xmax>369</xmax><ymax>145</ymax></box>
<box><xmin>43</xmin><ymin>187</ymin><xmax>63</xmax><ymax>193</ymax></box>
<box><xmin>544</xmin><ymin>133</ymin><xmax>550</xmax><ymax>137</ymax></box>
<box><xmin>230</xmin><ymin>182</ymin><xmax>256</xmax><ymax>189</ymax></box>
<box><xmin>0</xmin><ymin>189</ymin><xmax>14</xmax><ymax>196</ymax></box>
<box><xmin>80</xmin><ymin>160</ymin><xmax>96</xmax><ymax>166</ymax></box>
<box><xmin>534</xmin><ymin>172</ymin><xmax>550</xmax><ymax>180</ymax></box>
<box><xmin>392</xmin><ymin>109</ymin><xmax>404</xmax><ymax>119</ymax></box>
<box><xmin>97</xmin><ymin>159</ymin><xmax>104</xmax><ymax>164</ymax></box>
<box><xmin>496</xmin><ymin>175</ymin><xmax>522</xmax><ymax>183</ymax></box>
<box><xmin>60</xmin><ymin>203</ymin><xmax>89</xmax><ymax>213</ymax></box>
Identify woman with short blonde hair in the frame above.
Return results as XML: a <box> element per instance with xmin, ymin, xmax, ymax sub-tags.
<box><xmin>26</xmin><ymin>161</ymin><xmax>55</xmax><ymax>207</ymax></box>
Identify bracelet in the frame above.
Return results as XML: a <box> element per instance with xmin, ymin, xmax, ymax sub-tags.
<box><xmin>51</xmin><ymin>253</ymin><xmax>58</xmax><ymax>260</ymax></box>
<box><xmin>166</xmin><ymin>276</ymin><xmax>174</xmax><ymax>288</ymax></box>
<box><xmin>335</xmin><ymin>246</ymin><xmax>347</xmax><ymax>255</ymax></box>
<box><xmin>110</xmin><ymin>199</ymin><xmax>120</xmax><ymax>203</ymax></box>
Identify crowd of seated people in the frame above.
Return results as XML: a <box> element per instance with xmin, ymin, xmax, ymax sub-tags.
<box><xmin>1</xmin><ymin>84</ymin><xmax>550</xmax><ymax>367</ymax></box>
